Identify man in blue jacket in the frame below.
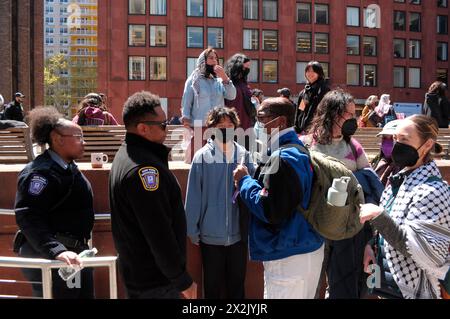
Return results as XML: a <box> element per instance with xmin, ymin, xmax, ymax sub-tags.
<box><xmin>233</xmin><ymin>97</ymin><xmax>324</xmax><ymax>299</ymax></box>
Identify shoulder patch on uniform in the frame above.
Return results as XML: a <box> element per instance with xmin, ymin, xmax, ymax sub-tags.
<box><xmin>28</xmin><ymin>175</ymin><xmax>48</xmax><ymax>196</ymax></box>
<box><xmin>138</xmin><ymin>167</ymin><xmax>159</xmax><ymax>191</ymax></box>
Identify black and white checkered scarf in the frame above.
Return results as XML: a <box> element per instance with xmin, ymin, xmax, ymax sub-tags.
<box><xmin>380</xmin><ymin>161</ymin><xmax>450</xmax><ymax>299</ymax></box>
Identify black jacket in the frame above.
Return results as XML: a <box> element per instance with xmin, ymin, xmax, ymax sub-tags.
<box><xmin>109</xmin><ymin>133</ymin><xmax>193</xmax><ymax>292</ymax></box>
<box><xmin>422</xmin><ymin>93</ymin><xmax>449</xmax><ymax>128</ymax></box>
<box><xmin>14</xmin><ymin>151</ymin><xmax>94</xmax><ymax>259</ymax></box>
<box><xmin>295</xmin><ymin>80</ymin><xmax>330</xmax><ymax>134</ymax></box>
<box><xmin>4</xmin><ymin>101</ymin><xmax>25</xmax><ymax>122</ymax></box>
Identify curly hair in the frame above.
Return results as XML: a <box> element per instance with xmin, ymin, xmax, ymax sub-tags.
<box><xmin>224</xmin><ymin>53</ymin><xmax>251</xmax><ymax>83</ymax></box>
<box><xmin>309</xmin><ymin>90</ymin><xmax>355</xmax><ymax>145</ymax></box>
<box><xmin>122</xmin><ymin>91</ymin><xmax>160</xmax><ymax>128</ymax></box>
<box><xmin>205</xmin><ymin>107</ymin><xmax>241</xmax><ymax>128</ymax></box>
<box><xmin>27</xmin><ymin>106</ymin><xmax>64</xmax><ymax>146</ymax></box>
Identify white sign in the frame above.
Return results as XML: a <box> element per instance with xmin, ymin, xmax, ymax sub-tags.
<box><xmin>393</xmin><ymin>102</ymin><xmax>422</xmax><ymax>118</ymax></box>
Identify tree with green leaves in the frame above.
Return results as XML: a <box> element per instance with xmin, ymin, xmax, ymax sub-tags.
<box><xmin>44</xmin><ymin>53</ymin><xmax>72</xmax><ymax>117</ymax></box>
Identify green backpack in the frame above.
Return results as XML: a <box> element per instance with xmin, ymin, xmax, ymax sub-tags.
<box><xmin>262</xmin><ymin>143</ymin><xmax>365</xmax><ymax>240</ymax></box>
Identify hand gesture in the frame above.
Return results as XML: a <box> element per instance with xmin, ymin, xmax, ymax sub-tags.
<box><xmin>181</xmin><ymin>282</ymin><xmax>197</xmax><ymax>299</ymax></box>
<box><xmin>56</xmin><ymin>251</ymin><xmax>82</xmax><ymax>267</ymax></box>
<box><xmin>359</xmin><ymin>203</ymin><xmax>384</xmax><ymax>224</ymax></box>
<box><xmin>213</xmin><ymin>65</ymin><xmax>229</xmax><ymax>82</ymax></box>
<box><xmin>233</xmin><ymin>164</ymin><xmax>249</xmax><ymax>188</ymax></box>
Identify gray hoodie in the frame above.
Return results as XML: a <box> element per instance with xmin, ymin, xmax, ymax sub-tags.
<box><xmin>185</xmin><ymin>140</ymin><xmax>255</xmax><ymax>246</ymax></box>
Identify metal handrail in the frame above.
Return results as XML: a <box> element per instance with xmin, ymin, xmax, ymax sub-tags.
<box><xmin>0</xmin><ymin>209</ymin><xmax>111</xmax><ymax>220</ymax></box>
<box><xmin>0</xmin><ymin>256</ymin><xmax>118</xmax><ymax>299</ymax></box>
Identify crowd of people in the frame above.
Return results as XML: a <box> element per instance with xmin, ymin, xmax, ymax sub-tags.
<box><xmin>5</xmin><ymin>52</ymin><xmax>450</xmax><ymax>300</ymax></box>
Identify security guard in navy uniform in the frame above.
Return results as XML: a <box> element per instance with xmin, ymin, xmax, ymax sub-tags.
<box><xmin>109</xmin><ymin>91</ymin><xmax>197</xmax><ymax>299</ymax></box>
<box><xmin>14</xmin><ymin>107</ymin><xmax>94</xmax><ymax>299</ymax></box>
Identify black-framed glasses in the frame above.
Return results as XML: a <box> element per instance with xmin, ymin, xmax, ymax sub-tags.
<box><xmin>140</xmin><ymin>120</ymin><xmax>169</xmax><ymax>130</ymax></box>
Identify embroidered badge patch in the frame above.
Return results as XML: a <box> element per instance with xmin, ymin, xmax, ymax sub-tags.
<box><xmin>28</xmin><ymin>175</ymin><xmax>48</xmax><ymax>196</ymax></box>
<box><xmin>139</xmin><ymin>167</ymin><xmax>159</xmax><ymax>191</ymax></box>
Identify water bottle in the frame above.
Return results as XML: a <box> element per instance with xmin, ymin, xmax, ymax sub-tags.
<box><xmin>327</xmin><ymin>177</ymin><xmax>351</xmax><ymax>207</ymax></box>
<box><xmin>58</xmin><ymin>247</ymin><xmax>98</xmax><ymax>281</ymax></box>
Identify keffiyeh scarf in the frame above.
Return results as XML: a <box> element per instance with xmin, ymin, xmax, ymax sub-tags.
<box><xmin>380</xmin><ymin>161</ymin><xmax>450</xmax><ymax>299</ymax></box>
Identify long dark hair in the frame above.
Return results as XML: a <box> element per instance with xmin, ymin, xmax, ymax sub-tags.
<box><xmin>309</xmin><ymin>90</ymin><xmax>355</xmax><ymax>144</ymax></box>
<box><xmin>199</xmin><ymin>47</ymin><xmax>219</xmax><ymax>77</ymax></box>
<box><xmin>224</xmin><ymin>53</ymin><xmax>251</xmax><ymax>83</ymax></box>
<box><xmin>428</xmin><ymin>81</ymin><xmax>447</xmax><ymax>97</ymax></box>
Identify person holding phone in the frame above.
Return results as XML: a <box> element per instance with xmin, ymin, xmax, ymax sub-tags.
<box><xmin>181</xmin><ymin>48</ymin><xmax>236</xmax><ymax>163</ymax></box>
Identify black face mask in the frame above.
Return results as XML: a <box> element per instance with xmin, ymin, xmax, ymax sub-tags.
<box><xmin>205</xmin><ymin>64</ymin><xmax>216</xmax><ymax>77</ymax></box>
<box><xmin>243</xmin><ymin>68</ymin><xmax>250</xmax><ymax>77</ymax></box>
<box><xmin>341</xmin><ymin>118</ymin><xmax>358</xmax><ymax>137</ymax></box>
<box><xmin>212</xmin><ymin>128</ymin><xmax>235</xmax><ymax>144</ymax></box>
<box><xmin>391</xmin><ymin>142</ymin><xmax>420</xmax><ymax>167</ymax></box>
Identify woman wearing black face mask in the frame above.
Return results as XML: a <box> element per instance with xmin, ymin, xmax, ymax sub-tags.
<box><xmin>301</xmin><ymin>89</ymin><xmax>373</xmax><ymax>299</ymax></box>
<box><xmin>185</xmin><ymin>107</ymin><xmax>255</xmax><ymax>299</ymax></box>
<box><xmin>360</xmin><ymin>115</ymin><xmax>450</xmax><ymax>299</ymax></box>
<box><xmin>224</xmin><ymin>53</ymin><xmax>254</xmax><ymax>131</ymax></box>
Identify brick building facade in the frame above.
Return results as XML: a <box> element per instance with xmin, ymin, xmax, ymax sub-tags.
<box><xmin>0</xmin><ymin>0</ymin><xmax>44</xmax><ymax>111</ymax></box>
<box><xmin>98</xmin><ymin>0</ymin><xmax>450</xmax><ymax>122</ymax></box>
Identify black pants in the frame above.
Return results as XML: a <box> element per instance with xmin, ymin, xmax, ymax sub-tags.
<box><xmin>127</xmin><ymin>285</ymin><xmax>181</xmax><ymax>299</ymax></box>
<box><xmin>200</xmin><ymin>241</ymin><xmax>247</xmax><ymax>299</ymax></box>
<box><xmin>19</xmin><ymin>242</ymin><xmax>94</xmax><ymax>299</ymax></box>
<box><xmin>326</xmin><ymin>229</ymin><xmax>367</xmax><ymax>299</ymax></box>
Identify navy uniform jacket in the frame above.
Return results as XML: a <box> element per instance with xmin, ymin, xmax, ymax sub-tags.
<box><xmin>109</xmin><ymin>133</ymin><xmax>193</xmax><ymax>292</ymax></box>
<box><xmin>14</xmin><ymin>150</ymin><xmax>94</xmax><ymax>259</ymax></box>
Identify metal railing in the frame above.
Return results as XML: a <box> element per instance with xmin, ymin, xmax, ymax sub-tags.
<box><xmin>0</xmin><ymin>209</ymin><xmax>115</xmax><ymax>299</ymax></box>
<box><xmin>0</xmin><ymin>256</ymin><xmax>118</xmax><ymax>299</ymax></box>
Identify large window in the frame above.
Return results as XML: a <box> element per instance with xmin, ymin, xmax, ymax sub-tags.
<box><xmin>315</xmin><ymin>4</ymin><xmax>328</xmax><ymax>24</ymax></box>
<box><xmin>296</xmin><ymin>62</ymin><xmax>308</xmax><ymax>84</ymax></box>
<box><xmin>297</xmin><ymin>3</ymin><xmax>311</xmax><ymax>23</ymax></box>
<box><xmin>129</xmin><ymin>0</ymin><xmax>145</xmax><ymax>14</ymax></box>
<box><xmin>315</xmin><ymin>33</ymin><xmax>329</xmax><ymax>54</ymax></box>
<box><xmin>187</xmin><ymin>0</ymin><xmax>203</xmax><ymax>16</ymax></box>
<box><xmin>187</xmin><ymin>27</ymin><xmax>203</xmax><ymax>48</ymax></box>
<box><xmin>262</xmin><ymin>30</ymin><xmax>278</xmax><ymax>51</ymax></box>
<box><xmin>438</xmin><ymin>0</ymin><xmax>448</xmax><ymax>8</ymax></box>
<box><xmin>394</xmin><ymin>67</ymin><xmax>405</xmax><ymax>87</ymax></box>
<box><xmin>394</xmin><ymin>11</ymin><xmax>406</xmax><ymax>30</ymax></box>
<box><xmin>262</xmin><ymin>60</ymin><xmax>277</xmax><ymax>83</ymax></box>
<box><xmin>150</xmin><ymin>25</ymin><xmax>167</xmax><ymax>47</ymax></box>
<box><xmin>150</xmin><ymin>57</ymin><xmax>167</xmax><ymax>80</ymax></box>
<box><xmin>248</xmin><ymin>60</ymin><xmax>258</xmax><ymax>82</ymax></box>
<box><xmin>363</xmin><ymin>65</ymin><xmax>376</xmax><ymax>87</ymax></box>
<box><xmin>409</xmin><ymin>12</ymin><xmax>421</xmax><ymax>32</ymax></box>
<box><xmin>347</xmin><ymin>64</ymin><xmax>360</xmax><ymax>86</ymax></box>
<box><xmin>409</xmin><ymin>39</ymin><xmax>421</xmax><ymax>59</ymax></box>
<box><xmin>296</xmin><ymin>32</ymin><xmax>311</xmax><ymax>53</ymax></box>
<box><xmin>438</xmin><ymin>15</ymin><xmax>448</xmax><ymax>34</ymax></box>
<box><xmin>347</xmin><ymin>35</ymin><xmax>360</xmax><ymax>55</ymax></box>
<box><xmin>207</xmin><ymin>0</ymin><xmax>223</xmax><ymax>18</ymax></box>
<box><xmin>394</xmin><ymin>38</ymin><xmax>406</xmax><ymax>58</ymax></box>
<box><xmin>409</xmin><ymin>68</ymin><xmax>421</xmax><ymax>88</ymax></box>
<box><xmin>207</xmin><ymin>27</ymin><xmax>224</xmax><ymax>49</ymax></box>
<box><xmin>244</xmin><ymin>0</ymin><xmax>258</xmax><ymax>20</ymax></box>
<box><xmin>243</xmin><ymin>29</ymin><xmax>259</xmax><ymax>50</ymax></box>
<box><xmin>263</xmin><ymin>0</ymin><xmax>277</xmax><ymax>21</ymax></box>
<box><xmin>129</xmin><ymin>25</ymin><xmax>146</xmax><ymax>46</ymax></box>
<box><xmin>363</xmin><ymin>36</ymin><xmax>376</xmax><ymax>56</ymax></box>
<box><xmin>150</xmin><ymin>0</ymin><xmax>166</xmax><ymax>15</ymax></box>
<box><xmin>347</xmin><ymin>7</ymin><xmax>359</xmax><ymax>26</ymax></box>
<box><xmin>186</xmin><ymin>57</ymin><xmax>197</xmax><ymax>78</ymax></box>
<box><xmin>129</xmin><ymin>56</ymin><xmax>146</xmax><ymax>80</ymax></box>
<box><xmin>438</xmin><ymin>42</ymin><xmax>448</xmax><ymax>61</ymax></box>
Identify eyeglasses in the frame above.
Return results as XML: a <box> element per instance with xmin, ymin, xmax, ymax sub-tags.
<box><xmin>140</xmin><ymin>120</ymin><xmax>169</xmax><ymax>130</ymax></box>
<box><xmin>57</xmin><ymin>133</ymin><xmax>84</xmax><ymax>141</ymax></box>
